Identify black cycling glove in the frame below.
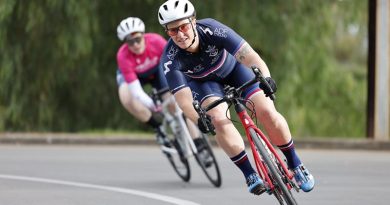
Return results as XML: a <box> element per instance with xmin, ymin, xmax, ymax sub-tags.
<box><xmin>261</xmin><ymin>77</ymin><xmax>277</xmax><ymax>97</ymax></box>
<box><xmin>197</xmin><ymin>114</ymin><xmax>215</xmax><ymax>134</ymax></box>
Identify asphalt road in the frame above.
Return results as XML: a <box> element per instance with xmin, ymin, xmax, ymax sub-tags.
<box><xmin>0</xmin><ymin>145</ymin><xmax>389</xmax><ymax>205</ymax></box>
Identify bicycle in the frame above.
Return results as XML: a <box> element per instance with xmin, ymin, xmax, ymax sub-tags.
<box><xmin>193</xmin><ymin>66</ymin><xmax>299</xmax><ymax>204</ymax></box>
<box><xmin>151</xmin><ymin>88</ymin><xmax>222</xmax><ymax>187</ymax></box>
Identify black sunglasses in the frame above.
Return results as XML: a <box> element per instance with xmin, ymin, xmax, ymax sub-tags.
<box><xmin>126</xmin><ymin>36</ymin><xmax>142</xmax><ymax>46</ymax></box>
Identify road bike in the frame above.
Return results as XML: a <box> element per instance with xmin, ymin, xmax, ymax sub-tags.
<box><xmin>151</xmin><ymin>88</ymin><xmax>222</xmax><ymax>187</ymax></box>
<box><xmin>193</xmin><ymin>66</ymin><xmax>299</xmax><ymax>204</ymax></box>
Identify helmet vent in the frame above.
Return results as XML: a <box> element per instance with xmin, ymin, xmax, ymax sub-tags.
<box><xmin>158</xmin><ymin>0</ymin><xmax>195</xmax><ymax>25</ymax></box>
<box><xmin>117</xmin><ymin>17</ymin><xmax>145</xmax><ymax>41</ymax></box>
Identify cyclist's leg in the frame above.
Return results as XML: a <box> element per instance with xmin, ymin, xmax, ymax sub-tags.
<box><xmin>117</xmin><ymin>70</ymin><xmax>152</xmax><ymax>123</ymax></box>
<box><xmin>184</xmin><ymin>118</ymin><xmax>202</xmax><ymax>140</ymax></box>
<box><xmin>192</xmin><ymin>80</ymin><xmax>266</xmax><ymax>195</ymax></box>
<box><xmin>249</xmin><ymin>93</ymin><xmax>315</xmax><ymax>191</ymax></box>
<box><xmin>117</xmin><ymin>69</ymin><xmax>166</xmax><ymax>145</ymax></box>
<box><xmin>232</xmin><ymin>66</ymin><xmax>315</xmax><ymax>192</ymax></box>
<box><xmin>189</xmin><ymin>81</ymin><xmax>242</xmax><ymax>156</ymax></box>
<box><xmin>225</xmin><ymin>64</ymin><xmax>294</xmax><ymax>152</ymax></box>
<box><xmin>246</xmin><ymin>91</ymin><xmax>300</xmax><ymax>164</ymax></box>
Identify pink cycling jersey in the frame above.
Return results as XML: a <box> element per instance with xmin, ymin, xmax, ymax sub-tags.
<box><xmin>116</xmin><ymin>33</ymin><xmax>167</xmax><ymax>83</ymax></box>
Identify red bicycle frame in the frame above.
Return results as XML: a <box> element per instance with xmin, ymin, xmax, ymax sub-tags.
<box><xmin>193</xmin><ymin>66</ymin><xmax>299</xmax><ymax>204</ymax></box>
<box><xmin>235</xmin><ymin>104</ymin><xmax>294</xmax><ymax>190</ymax></box>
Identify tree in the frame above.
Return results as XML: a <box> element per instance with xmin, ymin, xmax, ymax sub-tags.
<box><xmin>0</xmin><ymin>0</ymin><xmax>368</xmax><ymax>138</ymax></box>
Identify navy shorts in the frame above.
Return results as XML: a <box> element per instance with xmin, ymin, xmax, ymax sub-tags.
<box><xmin>188</xmin><ymin>63</ymin><xmax>260</xmax><ymax>104</ymax></box>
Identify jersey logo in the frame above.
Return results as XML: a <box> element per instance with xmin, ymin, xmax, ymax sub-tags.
<box><xmin>191</xmin><ymin>90</ymin><xmax>200</xmax><ymax>101</ymax></box>
<box><xmin>193</xmin><ymin>64</ymin><xmax>204</xmax><ymax>72</ymax></box>
<box><xmin>184</xmin><ymin>64</ymin><xmax>204</xmax><ymax>74</ymax></box>
<box><xmin>163</xmin><ymin>61</ymin><xmax>172</xmax><ymax>75</ymax></box>
<box><xmin>211</xmin><ymin>50</ymin><xmax>223</xmax><ymax>65</ymax></box>
<box><xmin>199</xmin><ymin>26</ymin><xmax>213</xmax><ymax>35</ymax></box>
<box><xmin>135</xmin><ymin>56</ymin><xmax>158</xmax><ymax>72</ymax></box>
<box><xmin>205</xmin><ymin>45</ymin><xmax>219</xmax><ymax>57</ymax></box>
<box><xmin>214</xmin><ymin>27</ymin><xmax>227</xmax><ymax>38</ymax></box>
<box><xmin>167</xmin><ymin>46</ymin><xmax>179</xmax><ymax>60</ymax></box>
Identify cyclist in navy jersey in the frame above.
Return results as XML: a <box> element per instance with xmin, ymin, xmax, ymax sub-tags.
<box><xmin>158</xmin><ymin>0</ymin><xmax>315</xmax><ymax>195</ymax></box>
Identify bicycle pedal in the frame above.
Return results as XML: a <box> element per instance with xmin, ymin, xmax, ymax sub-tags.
<box><xmin>161</xmin><ymin>146</ymin><xmax>177</xmax><ymax>155</ymax></box>
<box><xmin>264</xmin><ymin>183</ymin><xmax>272</xmax><ymax>195</ymax></box>
<box><xmin>252</xmin><ymin>185</ymin><xmax>267</xmax><ymax>196</ymax></box>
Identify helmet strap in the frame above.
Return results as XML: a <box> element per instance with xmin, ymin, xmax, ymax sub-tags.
<box><xmin>184</xmin><ymin>18</ymin><xmax>197</xmax><ymax>51</ymax></box>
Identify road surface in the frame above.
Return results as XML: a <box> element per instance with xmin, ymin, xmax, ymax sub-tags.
<box><xmin>0</xmin><ymin>145</ymin><xmax>389</xmax><ymax>205</ymax></box>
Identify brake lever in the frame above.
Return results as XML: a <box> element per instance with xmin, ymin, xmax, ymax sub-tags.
<box><xmin>259</xmin><ymin>77</ymin><xmax>276</xmax><ymax>101</ymax></box>
<box><xmin>251</xmin><ymin>66</ymin><xmax>276</xmax><ymax>101</ymax></box>
<box><xmin>193</xmin><ymin>101</ymin><xmax>216</xmax><ymax>135</ymax></box>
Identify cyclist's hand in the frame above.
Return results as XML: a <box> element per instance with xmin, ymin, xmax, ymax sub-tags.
<box><xmin>197</xmin><ymin>114</ymin><xmax>215</xmax><ymax>134</ymax></box>
<box><xmin>151</xmin><ymin>105</ymin><xmax>163</xmax><ymax>124</ymax></box>
<box><xmin>151</xmin><ymin>104</ymin><xmax>162</xmax><ymax>113</ymax></box>
<box><xmin>260</xmin><ymin>77</ymin><xmax>277</xmax><ymax>97</ymax></box>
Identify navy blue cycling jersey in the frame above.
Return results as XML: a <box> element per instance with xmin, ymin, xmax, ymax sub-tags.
<box><xmin>160</xmin><ymin>18</ymin><xmax>246</xmax><ymax>94</ymax></box>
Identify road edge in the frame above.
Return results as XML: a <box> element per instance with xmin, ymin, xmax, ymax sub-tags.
<box><xmin>0</xmin><ymin>132</ymin><xmax>389</xmax><ymax>151</ymax></box>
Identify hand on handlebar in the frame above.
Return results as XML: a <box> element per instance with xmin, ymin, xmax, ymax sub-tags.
<box><xmin>197</xmin><ymin>114</ymin><xmax>215</xmax><ymax>134</ymax></box>
<box><xmin>260</xmin><ymin>77</ymin><xmax>277</xmax><ymax>98</ymax></box>
<box><xmin>193</xmin><ymin>100</ymin><xmax>216</xmax><ymax>135</ymax></box>
<box><xmin>151</xmin><ymin>104</ymin><xmax>163</xmax><ymax>113</ymax></box>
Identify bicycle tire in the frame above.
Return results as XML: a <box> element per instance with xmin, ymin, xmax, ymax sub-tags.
<box><xmin>161</xmin><ymin>120</ymin><xmax>191</xmax><ymax>182</ymax></box>
<box><xmin>193</xmin><ymin>133</ymin><xmax>222</xmax><ymax>187</ymax></box>
<box><xmin>249</xmin><ymin>128</ymin><xmax>298</xmax><ymax>205</ymax></box>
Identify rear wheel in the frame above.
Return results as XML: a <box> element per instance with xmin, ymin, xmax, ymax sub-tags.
<box><xmin>249</xmin><ymin>129</ymin><xmax>297</xmax><ymax>205</ymax></box>
<box><xmin>193</xmin><ymin>133</ymin><xmax>222</xmax><ymax>187</ymax></box>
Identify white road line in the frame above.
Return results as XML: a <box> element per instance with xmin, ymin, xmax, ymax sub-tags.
<box><xmin>0</xmin><ymin>174</ymin><xmax>200</xmax><ymax>205</ymax></box>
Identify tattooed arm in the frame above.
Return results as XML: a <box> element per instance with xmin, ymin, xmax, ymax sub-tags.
<box><xmin>234</xmin><ymin>42</ymin><xmax>271</xmax><ymax>77</ymax></box>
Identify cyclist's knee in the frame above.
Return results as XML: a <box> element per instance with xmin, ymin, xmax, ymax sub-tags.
<box><xmin>258</xmin><ymin>108</ymin><xmax>281</xmax><ymax>125</ymax></box>
<box><xmin>213</xmin><ymin>118</ymin><xmax>232</xmax><ymax>130</ymax></box>
<box><xmin>122</xmin><ymin>96</ymin><xmax>142</xmax><ymax>112</ymax></box>
<box><xmin>167</xmin><ymin>101</ymin><xmax>176</xmax><ymax>114</ymax></box>
<box><xmin>118</xmin><ymin>84</ymin><xmax>132</xmax><ymax>105</ymax></box>
<box><xmin>120</xmin><ymin>93</ymin><xmax>151</xmax><ymax>118</ymax></box>
<box><xmin>209</xmin><ymin>111</ymin><xmax>234</xmax><ymax>132</ymax></box>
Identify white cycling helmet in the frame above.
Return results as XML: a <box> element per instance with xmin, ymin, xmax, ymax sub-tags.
<box><xmin>158</xmin><ymin>0</ymin><xmax>195</xmax><ymax>25</ymax></box>
<box><xmin>117</xmin><ymin>17</ymin><xmax>145</xmax><ymax>41</ymax></box>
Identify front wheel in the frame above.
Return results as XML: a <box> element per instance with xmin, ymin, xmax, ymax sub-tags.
<box><xmin>249</xmin><ymin>128</ymin><xmax>297</xmax><ymax>205</ymax></box>
<box><xmin>160</xmin><ymin>121</ymin><xmax>191</xmax><ymax>182</ymax></box>
<box><xmin>193</xmin><ymin>133</ymin><xmax>222</xmax><ymax>187</ymax></box>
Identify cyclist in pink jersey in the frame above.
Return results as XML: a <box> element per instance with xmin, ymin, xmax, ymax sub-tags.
<box><xmin>116</xmin><ymin>17</ymin><xmax>170</xmax><ymax>145</ymax></box>
<box><xmin>116</xmin><ymin>17</ymin><xmax>211</xmax><ymax>159</ymax></box>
